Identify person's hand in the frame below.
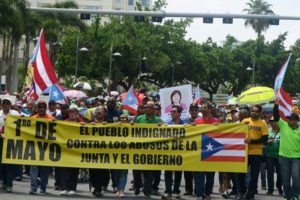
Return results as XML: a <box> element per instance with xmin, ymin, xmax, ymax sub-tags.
<box><xmin>274</xmin><ymin>98</ymin><xmax>280</xmax><ymax>105</ymax></box>
<box><xmin>0</xmin><ymin>133</ymin><xmax>4</xmax><ymax>138</ymax></box>
<box><xmin>130</xmin><ymin>121</ymin><xmax>134</xmax><ymax>125</ymax></box>
<box><xmin>80</xmin><ymin>122</ymin><xmax>85</xmax><ymax>125</ymax></box>
<box><xmin>52</xmin><ymin>119</ymin><xmax>56</xmax><ymax>122</ymax></box>
<box><xmin>191</xmin><ymin>122</ymin><xmax>196</xmax><ymax>126</ymax></box>
<box><xmin>102</xmin><ymin>121</ymin><xmax>107</xmax><ymax>125</ymax></box>
<box><xmin>244</xmin><ymin>138</ymin><xmax>251</xmax><ymax>144</ymax></box>
<box><xmin>267</xmin><ymin>139</ymin><xmax>273</xmax><ymax>144</ymax></box>
<box><xmin>157</xmin><ymin>122</ymin><xmax>162</xmax><ymax>126</ymax></box>
<box><xmin>90</xmin><ymin>122</ymin><xmax>95</xmax><ymax>125</ymax></box>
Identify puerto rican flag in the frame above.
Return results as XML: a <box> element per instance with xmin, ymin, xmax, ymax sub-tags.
<box><xmin>32</xmin><ymin>29</ymin><xmax>59</xmax><ymax>95</ymax></box>
<box><xmin>274</xmin><ymin>54</ymin><xmax>293</xmax><ymax>121</ymax></box>
<box><xmin>49</xmin><ymin>83</ymin><xmax>68</xmax><ymax>104</ymax></box>
<box><xmin>201</xmin><ymin>132</ymin><xmax>246</xmax><ymax>162</ymax></box>
<box><xmin>121</xmin><ymin>85</ymin><xmax>141</xmax><ymax>114</ymax></box>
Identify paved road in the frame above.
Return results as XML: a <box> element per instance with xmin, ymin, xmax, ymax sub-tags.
<box><xmin>0</xmin><ymin>171</ymin><xmax>283</xmax><ymax>200</ymax></box>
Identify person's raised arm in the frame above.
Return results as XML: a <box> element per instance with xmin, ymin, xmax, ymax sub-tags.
<box><xmin>273</xmin><ymin>98</ymin><xmax>280</xmax><ymax>122</ymax></box>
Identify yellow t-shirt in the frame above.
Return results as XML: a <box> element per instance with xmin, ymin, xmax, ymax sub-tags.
<box><xmin>242</xmin><ymin>118</ymin><xmax>269</xmax><ymax>155</ymax></box>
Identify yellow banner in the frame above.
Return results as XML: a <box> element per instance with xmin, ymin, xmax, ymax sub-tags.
<box><xmin>2</xmin><ymin>116</ymin><xmax>248</xmax><ymax>172</ymax></box>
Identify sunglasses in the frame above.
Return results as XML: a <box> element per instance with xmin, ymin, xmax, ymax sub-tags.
<box><xmin>38</xmin><ymin>106</ymin><xmax>47</xmax><ymax>109</ymax></box>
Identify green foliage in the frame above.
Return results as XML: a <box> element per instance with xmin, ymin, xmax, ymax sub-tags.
<box><xmin>4</xmin><ymin>0</ymin><xmax>300</xmax><ymax>97</ymax></box>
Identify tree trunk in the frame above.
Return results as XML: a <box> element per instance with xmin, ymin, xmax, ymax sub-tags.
<box><xmin>10</xmin><ymin>40</ymin><xmax>19</xmax><ymax>93</ymax></box>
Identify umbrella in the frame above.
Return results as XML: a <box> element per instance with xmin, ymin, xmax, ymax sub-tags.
<box><xmin>73</xmin><ymin>82</ymin><xmax>92</xmax><ymax>90</ymax></box>
<box><xmin>236</xmin><ymin>86</ymin><xmax>275</xmax><ymax>105</ymax></box>
<box><xmin>63</xmin><ymin>90</ymin><xmax>87</xmax><ymax>98</ymax></box>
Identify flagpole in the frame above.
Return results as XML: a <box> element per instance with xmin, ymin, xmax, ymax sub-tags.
<box><xmin>108</xmin><ymin>42</ymin><xmax>113</xmax><ymax>94</ymax></box>
<box><xmin>75</xmin><ymin>35</ymin><xmax>79</xmax><ymax>83</ymax></box>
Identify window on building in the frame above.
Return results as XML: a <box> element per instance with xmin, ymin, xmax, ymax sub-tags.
<box><xmin>115</xmin><ymin>0</ymin><xmax>121</xmax><ymax>3</ymax></box>
<box><xmin>128</xmin><ymin>0</ymin><xmax>134</xmax><ymax>6</ymax></box>
<box><xmin>141</xmin><ymin>0</ymin><xmax>149</xmax><ymax>7</ymax></box>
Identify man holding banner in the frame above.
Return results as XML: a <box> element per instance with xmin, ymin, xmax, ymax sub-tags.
<box><xmin>242</xmin><ymin>105</ymin><xmax>268</xmax><ymax>200</ymax></box>
<box><xmin>162</xmin><ymin>105</ymin><xmax>185</xmax><ymax>200</ymax></box>
<box><xmin>135</xmin><ymin>101</ymin><xmax>162</xmax><ymax>199</ymax></box>
<box><xmin>0</xmin><ymin>97</ymin><xmax>19</xmax><ymax>193</ymax></box>
<box><xmin>29</xmin><ymin>100</ymin><xmax>55</xmax><ymax>195</ymax></box>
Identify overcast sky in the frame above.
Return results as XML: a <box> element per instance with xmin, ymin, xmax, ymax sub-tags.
<box><xmin>165</xmin><ymin>0</ymin><xmax>300</xmax><ymax>48</ymax></box>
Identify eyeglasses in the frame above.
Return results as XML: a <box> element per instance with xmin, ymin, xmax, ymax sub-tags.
<box><xmin>171</xmin><ymin>110</ymin><xmax>178</xmax><ymax>113</ymax></box>
<box><xmin>251</xmin><ymin>110</ymin><xmax>260</xmax><ymax>113</ymax></box>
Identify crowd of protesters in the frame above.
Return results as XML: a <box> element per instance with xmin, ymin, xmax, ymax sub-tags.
<box><xmin>0</xmin><ymin>90</ymin><xmax>299</xmax><ymax>200</ymax></box>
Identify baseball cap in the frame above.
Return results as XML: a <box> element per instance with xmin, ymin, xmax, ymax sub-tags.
<box><xmin>2</xmin><ymin>97</ymin><xmax>12</xmax><ymax>104</ymax></box>
<box><xmin>286</xmin><ymin>113</ymin><xmax>300</xmax><ymax>121</ymax></box>
<box><xmin>69</xmin><ymin>103</ymin><xmax>79</xmax><ymax>111</ymax></box>
<box><xmin>37</xmin><ymin>100</ymin><xmax>47</xmax><ymax>106</ymax></box>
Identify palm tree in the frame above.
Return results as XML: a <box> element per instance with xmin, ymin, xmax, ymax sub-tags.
<box><xmin>243</xmin><ymin>0</ymin><xmax>275</xmax><ymax>37</ymax></box>
<box><xmin>0</xmin><ymin>0</ymin><xmax>30</xmax><ymax>93</ymax></box>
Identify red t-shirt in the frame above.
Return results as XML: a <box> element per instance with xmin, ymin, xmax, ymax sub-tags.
<box><xmin>195</xmin><ymin>117</ymin><xmax>220</xmax><ymax>124</ymax></box>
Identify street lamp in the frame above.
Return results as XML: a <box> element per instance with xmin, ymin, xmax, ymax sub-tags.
<box><xmin>108</xmin><ymin>42</ymin><xmax>122</xmax><ymax>92</ymax></box>
<box><xmin>246</xmin><ymin>60</ymin><xmax>255</xmax><ymax>86</ymax></box>
<box><xmin>75</xmin><ymin>36</ymin><xmax>88</xmax><ymax>82</ymax></box>
<box><xmin>138</xmin><ymin>56</ymin><xmax>147</xmax><ymax>83</ymax></box>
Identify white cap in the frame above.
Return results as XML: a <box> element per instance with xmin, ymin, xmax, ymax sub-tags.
<box><xmin>2</xmin><ymin>97</ymin><xmax>12</xmax><ymax>104</ymax></box>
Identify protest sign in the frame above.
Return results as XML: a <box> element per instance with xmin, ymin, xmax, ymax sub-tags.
<box><xmin>159</xmin><ymin>84</ymin><xmax>193</xmax><ymax>121</ymax></box>
<box><xmin>2</xmin><ymin>116</ymin><xmax>248</xmax><ymax>172</ymax></box>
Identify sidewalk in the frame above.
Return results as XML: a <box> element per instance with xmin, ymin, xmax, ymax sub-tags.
<box><xmin>0</xmin><ymin>171</ymin><xmax>283</xmax><ymax>200</ymax></box>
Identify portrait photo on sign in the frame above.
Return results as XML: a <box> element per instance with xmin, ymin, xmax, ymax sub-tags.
<box><xmin>159</xmin><ymin>84</ymin><xmax>193</xmax><ymax>121</ymax></box>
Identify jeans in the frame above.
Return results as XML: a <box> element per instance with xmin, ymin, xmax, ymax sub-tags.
<box><xmin>193</xmin><ymin>172</ymin><xmax>205</xmax><ymax>197</ymax></box>
<box><xmin>267</xmin><ymin>156</ymin><xmax>282</xmax><ymax>192</ymax></box>
<box><xmin>143</xmin><ymin>170</ymin><xmax>154</xmax><ymax>195</ymax></box>
<box><xmin>115</xmin><ymin>169</ymin><xmax>128</xmax><ymax>191</ymax></box>
<box><xmin>133</xmin><ymin>170</ymin><xmax>143</xmax><ymax>190</ymax></box>
<box><xmin>152</xmin><ymin>170</ymin><xmax>161</xmax><ymax>191</ymax></box>
<box><xmin>235</xmin><ymin>172</ymin><xmax>246</xmax><ymax>195</ymax></box>
<box><xmin>184</xmin><ymin>171</ymin><xmax>193</xmax><ymax>193</ymax></box>
<box><xmin>279</xmin><ymin>156</ymin><xmax>300</xmax><ymax>198</ymax></box>
<box><xmin>247</xmin><ymin>155</ymin><xmax>262</xmax><ymax>198</ymax></box>
<box><xmin>205</xmin><ymin>172</ymin><xmax>215</xmax><ymax>195</ymax></box>
<box><xmin>164</xmin><ymin>171</ymin><xmax>182</xmax><ymax>194</ymax></box>
<box><xmin>30</xmin><ymin>166</ymin><xmax>49</xmax><ymax>192</ymax></box>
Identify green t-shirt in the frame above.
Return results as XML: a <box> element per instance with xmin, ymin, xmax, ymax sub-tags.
<box><xmin>265</xmin><ymin>129</ymin><xmax>280</xmax><ymax>158</ymax></box>
<box><xmin>135</xmin><ymin>114</ymin><xmax>162</xmax><ymax>124</ymax></box>
<box><xmin>277</xmin><ymin>119</ymin><xmax>300</xmax><ymax>158</ymax></box>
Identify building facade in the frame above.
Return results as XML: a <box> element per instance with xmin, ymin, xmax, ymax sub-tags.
<box><xmin>28</xmin><ymin>0</ymin><xmax>153</xmax><ymax>11</ymax></box>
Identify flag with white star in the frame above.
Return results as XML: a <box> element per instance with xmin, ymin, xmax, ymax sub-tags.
<box><xmin>49</xmin><ymin>84</ymin><xmax>68</xmax><ymax>104</ymax></box>
<box><xmin>121</xmin><ymin>85</ymin><xmax>141</xmax><ymax>114</ymax></box>
<box><xmin>201</xmin><ymin>132</ymin><xmax>246</xmax><ymax>162</ymax></box>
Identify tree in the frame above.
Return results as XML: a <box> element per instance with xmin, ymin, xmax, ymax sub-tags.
<box><xmin>0</xmin><ymin>0</ymin><xmax>30</xmax><ymax>93</ymax></box>
<box><xmin>243</xmin><ymin>0</ymin><xmax>275</xmax><ymax>37</ymax></box>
